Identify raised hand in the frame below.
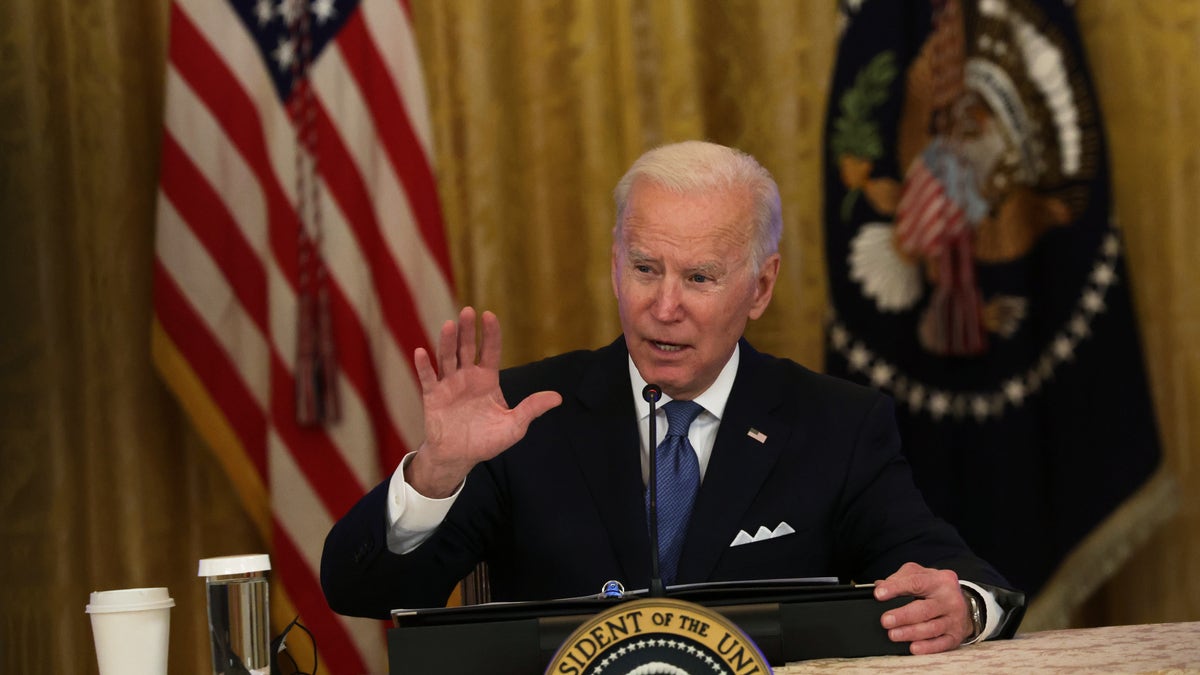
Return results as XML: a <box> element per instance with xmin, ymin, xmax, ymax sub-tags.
<box><xmin>406</xmin><ymin>307</ymin><xmax>563</xmax><ymax>498</ymax></box>
<box><xmin>874</xmin><ymin>562</ymin><xmax>975</xmax><ymax>654</ymax></box>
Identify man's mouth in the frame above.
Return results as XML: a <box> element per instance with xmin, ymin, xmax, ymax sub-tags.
<box><xmin>652</xmin><ymin>341</ymin><xmax>686</xmax><ymax>352</ymax></box>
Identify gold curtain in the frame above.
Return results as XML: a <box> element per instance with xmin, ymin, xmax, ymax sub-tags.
<box><xmin>414</xmin><ymin>0</ymin><xmax>836</xmax><ymax>366</ymax></box>
<box><xmin>0</xmin><ymin>1</ymin><xmax>1196</xmax><ymax>673</ymax></box>
<box><xmin>1073</xmin><ymin>1</ymin><xmax>1200</xmax><ymax>627</ymax></box>
<box><xmin>0</xmin><ymin>1</ymin><xmax>264</xmax><ymax>674</ymax></box>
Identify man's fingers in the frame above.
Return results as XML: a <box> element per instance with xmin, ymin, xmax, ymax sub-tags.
<box><xmin>881</xmin><ymin>598</ymin><xmax>942</xmax><ymax>632</ymax></box>
<box><xmin>883</xmin><ymin>575</ymin><xmax>925</xmax><ymax>599</ymax></box>
<box><xmin>458</xmin><ymin>306</ymin><xmax>478</xmax><ymax>367</ymax></box>
<box><xmin>882</xmin><ymin>603</ymin><xmax>963</xmax><ymax>654</ymax></box>
<box><xmin>511</xmin><ymin>391</ymin><xmax>563</xmax><ymax>428</ymax></box>
<box><xmin>879</xmin><ymin>582</ymin><xmax>971</xmax><ymax>654</ymax></box>
<box><xmin>875</xmin><ymin>577</ymin><xmax>922</xmax><ymax>601</ymax></box>
<box><xmin>908</xmin><ymin>633</ymin><xmax>960</xmax><ymax>656</ymax></box>
<box><xmin>876</xmin><ymin>565</ymin><xmax>957</xmax><ymax>601</ymax></box>
<box><xmin>479</xmin><ymin>310</ymin><xmax>502</xmax><ymax>369</ymax></box>
<box><xmin>437</xmin><ymin>317</ymin><xmax>459</xmax><ymax>377</ymax></box>
<box><xmin>414</xmin><ymin>348</ymin><xmax>437</xmax><ymax>391</ymax></box>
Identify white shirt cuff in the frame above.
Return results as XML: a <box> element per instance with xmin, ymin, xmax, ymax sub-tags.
<box><xmin>959</xmin><ymin>580</ymin><xmax>1003</xmax><ymax>644</ymax></box>
<box><xmin>385</xmin><ymin>452</ymin><xmax>464</xmax><ymax>555</ymax></box>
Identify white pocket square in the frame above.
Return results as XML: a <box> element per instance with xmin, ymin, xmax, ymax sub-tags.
<box><xmin>730</xmin><ymin>521</ymin><xmax>795</xmax><ymax>547</ymax></box>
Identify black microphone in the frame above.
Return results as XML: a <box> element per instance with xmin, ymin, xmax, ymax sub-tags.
<box><xmin>642</xmin><ymin>383</ymin><xmax>666</xmax><ymax>598</ymax></box>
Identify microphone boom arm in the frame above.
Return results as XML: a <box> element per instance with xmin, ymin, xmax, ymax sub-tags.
<box><xmin>642</xmin><ymin>384</ymin><xmax>666</xmax><ymax>598</ymax></box>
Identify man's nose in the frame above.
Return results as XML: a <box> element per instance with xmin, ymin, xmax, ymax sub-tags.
<box><xmin>651</xmin><ymin>280</ymin><xmax>683</xmax><ymax>321</ymax></box>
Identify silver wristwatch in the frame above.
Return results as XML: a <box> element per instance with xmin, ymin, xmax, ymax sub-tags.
<box><xmin>963</xmin><ymin>588</ymin><xmax>984</xmax><ymax>642</ymax></box>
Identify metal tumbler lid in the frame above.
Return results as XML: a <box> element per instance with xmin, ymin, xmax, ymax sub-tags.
<box><xmin>198</xmin><ymin>554</ymin><xmax>271</xmax><ymax>577</ymax></box>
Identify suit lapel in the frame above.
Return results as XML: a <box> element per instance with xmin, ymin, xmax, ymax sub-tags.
<box><xmin>568</xmin><ymin>339</ymin><xmax>651</xmax><ymax>586</ymax></box>
<box><xmin>677</xmin><ymin>342</ymin><xmax>791</xmax><ymax>582</ymax></box>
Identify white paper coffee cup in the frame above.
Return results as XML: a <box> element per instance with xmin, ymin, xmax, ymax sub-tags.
<box><xmin>86</xmin><ymin>587</ymin><xmax>175</xmax><ymax>675</ymax></box>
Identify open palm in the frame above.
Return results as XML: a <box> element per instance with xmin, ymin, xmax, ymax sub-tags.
<box><xmin>407</xmin><ymin>307</ymin><xmax>562</xmax><ymax>498</ymax></box>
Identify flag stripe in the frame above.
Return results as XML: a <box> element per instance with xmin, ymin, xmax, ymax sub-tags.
<box><xmin>270</xmin><ymin>435</ymin><xmax>389</xmax><ymax>667</ymax></box>
<box><xmin>164</xmin><ymin>50</ymin><xmax>393</xmax><ymax>495</ymax></box>
<box><xmin>153</xmin><ymin>263</ymin><xmax>269</xmax><ymax>479</ymax></box>
<box><xmin>164</xmin><ymin>99</ymin><xmax>402</xmax><ymax>501</ymax></box>
<box><xmin>326</xmin><ymin>289</ymin><xmax>414</xmax><ymax>474</ymax></box>
<box><xmin>159</xmin><ymin>135</ymin><xmax>270</xmax><ymax>334</ymax></box>
<box><xmin>160</xmin><ymin>63</ymin><xmax>272</xmax><ymax>273</ymax></box>
<box><xmin>155</xmin><ymin>195</ymin><xmax>271</xmax><ymax>410</ymax></box>
<box><xmin>272</xmin><ymin>197</ymin><xmax>419</xmax><ymax>477</ymax></box>
<box><xmin>273</xmin><ymin>524</ymin><xmax>370</xmax><ymax>675</ymax></box>
<box><xmin>277</xmin><ymin>277</ymin><xmax>396</xmax><ymax>492</ymax></box>
<box><xmin>167</xmin><ymin>4</ymin><xmax>302</xmax><ymax>285</ymax></box>
<box><xmin>315</xmin><ymin>40</ymin><xmax>456</xmax><ymax>343</ymax></box>
<box><xmin>336</xmin><ymin>10</ymin><xmax>454</xmax><ymax>285</ymax></box>
<box><xmin>309</xmin><ymin>101</ymin><xmax>437</xmax><ymax>362</ymax></box>
<box><xmin>269</xmin><ymin>357</ymin><xmax>367</xmax><ymax>517</ymax></box>
<box><xmin>167</xmin><ymin>1</ymin><xmax>416</xmax><ymax>486</ymax></box>
<box><xmin>361</xmin><ymin>0</ymin><xmax>434</xmax><ymax>157</ymax></box>
<box><xmin>167</xmin><ymin>42</ymin><xmax>416</xmax><ymax>490</ymax></box>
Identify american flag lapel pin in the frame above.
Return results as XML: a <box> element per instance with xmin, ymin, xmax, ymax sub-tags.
<box><xmin>747</xmin><ymin>428</ymin><xmax>767</xmax><ymax>444</ymax></box>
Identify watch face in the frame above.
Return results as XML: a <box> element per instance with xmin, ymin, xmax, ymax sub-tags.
<box><xmin>965</xmin><ymin>591</ymin><xmax>983</xmax><ymax>638</ymax></box>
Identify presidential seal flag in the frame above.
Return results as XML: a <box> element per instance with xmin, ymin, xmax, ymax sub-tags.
<box><xmin>152</xmin><ymin>0</ymin><xmax>456</xmax><ymax>672</ymax></box>
<box><xmin>823</xmin><ymin>0</ymin><xmax>1175</xmax><ymax>626</ymax></box>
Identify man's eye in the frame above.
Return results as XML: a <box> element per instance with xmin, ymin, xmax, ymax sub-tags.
<box><xmin>634</xmin><ymin>264</ymin><xmax>653</xmax><ymax>274</ymax></box>
<box><xmin>690</xmin><ymin>274</ymin><xmax>710</xmax><ymax>283</ymax></box>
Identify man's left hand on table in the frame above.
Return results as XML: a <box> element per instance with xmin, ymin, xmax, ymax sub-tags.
<box><xmin>874</xmin><ymin>561</ymin><xmax>976</xmax><ymax>655</ymax></box>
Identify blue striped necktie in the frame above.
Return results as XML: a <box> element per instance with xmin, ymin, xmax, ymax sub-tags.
<box><xmin>649</xmin><ymin>400</ymin><xmax>704</xmax><ymax>585</ymax></box>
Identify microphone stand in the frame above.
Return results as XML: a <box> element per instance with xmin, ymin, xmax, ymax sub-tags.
<box><xmin>642</xmin><ymin>384</ymin><xmax>666</xmax><ymax>598</ymax></box>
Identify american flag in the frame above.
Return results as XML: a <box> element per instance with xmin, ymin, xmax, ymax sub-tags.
<box><xmin>894</xmin><ymin>148</ymin><xmax>968</xmax><ymax>259</ymax></box>
<box><xmin>151</xmin><ymin>1</ymin><xmax>455</xmax><ymax>672</ymax></box>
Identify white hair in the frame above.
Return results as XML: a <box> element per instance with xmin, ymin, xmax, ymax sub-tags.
<box><xmin>613</xmin><ymin>140</ymin><xmax>782</xmax><ymax>273</ymax></box>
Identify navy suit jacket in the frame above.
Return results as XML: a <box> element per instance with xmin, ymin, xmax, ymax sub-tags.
<box><xmin>321</xmin><ymin>338</ymin><xmax>1006</xmax><ymax>619</ymax></box>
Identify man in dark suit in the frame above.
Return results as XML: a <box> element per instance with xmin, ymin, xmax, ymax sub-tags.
<box><xmin>321</xmin><ymin>141</ymin><xmax>1016</xmax><ymax>654</ymax></box>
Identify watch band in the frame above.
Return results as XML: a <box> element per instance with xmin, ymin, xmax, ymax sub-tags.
<box><xmin>963</xmin><ymin>588</ymin><xmax>984</xmax><ymax>642</ymax></box>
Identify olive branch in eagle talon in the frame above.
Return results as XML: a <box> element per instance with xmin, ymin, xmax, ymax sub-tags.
<box><xmin>831</xmin><ymin>50</ymin><xmax>899</xmax><ymax>222</ymax></box>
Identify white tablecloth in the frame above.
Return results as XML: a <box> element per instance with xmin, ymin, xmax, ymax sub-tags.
<box><xmin>778</xmin><ymin>621</ymin><xmax>1200</xmax><ymax>674</ymax></box>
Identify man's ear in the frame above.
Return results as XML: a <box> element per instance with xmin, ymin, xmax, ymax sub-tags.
<box><xmin>748</xmin><ymin>253</ymin><xmax>781</xmax><ymax>320</ymax></box>
<box><xmin>610</xmin><ymin>233</ymin><xmax>621</xmax><ymax>299</ymax></box>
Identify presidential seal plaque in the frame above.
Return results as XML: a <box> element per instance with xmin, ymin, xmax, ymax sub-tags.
<box><xmin>545</xmin><ymin>598</ymin><xmax>771</xmax><ymax>675</ymax></box>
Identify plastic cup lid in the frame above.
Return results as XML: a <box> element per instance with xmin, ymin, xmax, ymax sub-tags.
<box><xmin>86</xmin><ymin>587</ymin><xmax>175</xmax><ymax>614</ymax></box>
<box><xmin>198</xmin><ymin>553</ymin><xmax>271</xmax><ymax>577</ymax></box>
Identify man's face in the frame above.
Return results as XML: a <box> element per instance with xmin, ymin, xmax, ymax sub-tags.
<box><xmin>612</xmin><ymin>180</ymin><xmax>779</xmax><ymax>401</ymax></box>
